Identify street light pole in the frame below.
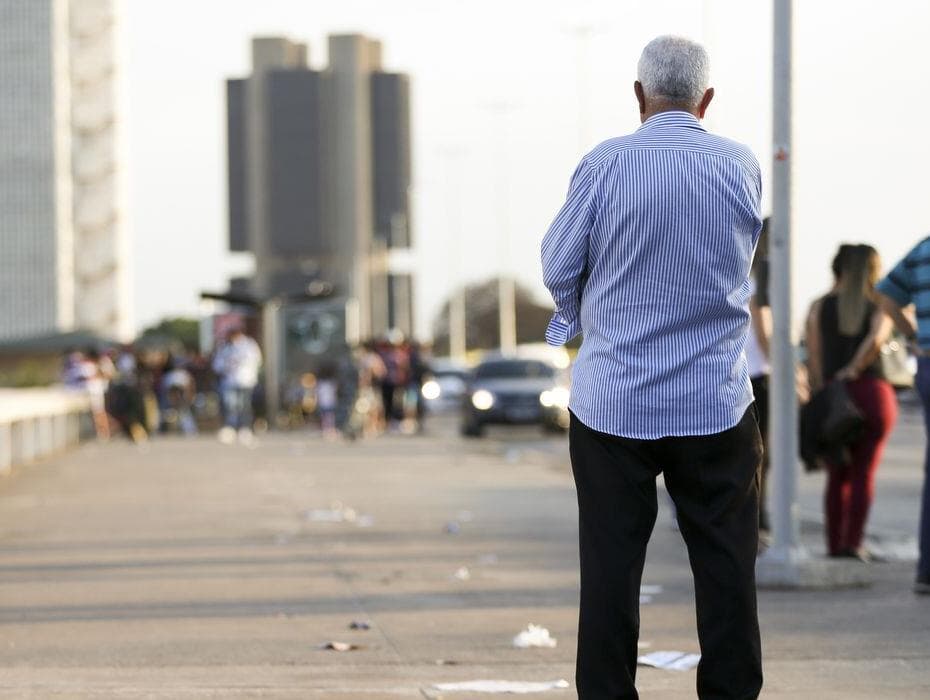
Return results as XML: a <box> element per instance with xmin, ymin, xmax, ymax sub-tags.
<box><xmin>441</xmin><ymin>147</ymin><xmax>468</xmax><ymax>361</ymax></box>
<box><xmin>758</xmin><ymin>0</ymin><xmax>808</xmax><ymax>584</ymax></box>
<box><xmin>483</xmin><ymin>101</ymin><xmax>518</xmax><ymax>356</ymax></box>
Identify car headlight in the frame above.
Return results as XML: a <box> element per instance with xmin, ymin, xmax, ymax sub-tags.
<box><xmin>540</xmin><ymin>387</ymin><xmax>570</xmax><ymax>409</ymax></box>
<box><xmin>421</xmin><ymin>380</ymin><xmax>441</xmax><ymax>401</ymax></box>
<box><xmin>471</xmin><ymin>389</ymin><xmax>494</xmax><ymax>410</ymax></box>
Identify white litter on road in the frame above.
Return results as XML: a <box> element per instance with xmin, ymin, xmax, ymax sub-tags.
<box><xmin>432</xmin><ymin>679</ymin><xmax>570</xmax><ymax>694</ymax></box>
<box><xmin>637</xmin><ymin>650</ymin><xmax>701</xmax><ymax>671</ymax></box>
<box><xmin>452</xmin><ymin>566</ymin><xmax>471</xmax><ymax>581</ymax></box>
<box><xmin>512</xmin><ymin>624</ymin><xmax>557</xmax><ymax>649</ymax></box>
<box><xmin>305</xmin><ymin>504</ymin><xmax>357</xmax><ymax>523</ymax></box>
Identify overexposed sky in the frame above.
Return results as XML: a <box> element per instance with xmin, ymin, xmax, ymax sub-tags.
<box><xmin>124</xmin><ymin>0</ymin><xmax>930</xmax><ymax>338</ymax></box>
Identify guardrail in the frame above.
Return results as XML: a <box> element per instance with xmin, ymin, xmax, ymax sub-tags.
<box><xmin>0</xmin><ymin>388</ymin><xmax>90</xmax><ymax>476</ymax></box>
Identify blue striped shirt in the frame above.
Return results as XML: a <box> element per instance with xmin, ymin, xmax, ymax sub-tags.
<box><xmin>541</xmin><ymin>111</ymin><xmax>762</xmax><ymax>439</ymax></box>
<box><xmin>876</xmin><ymin>235</ymin><xmax>930</xmax><ymax>349</ymax></box>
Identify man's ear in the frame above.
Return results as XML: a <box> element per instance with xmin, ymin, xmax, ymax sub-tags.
<box><xmin>697</xmin><ymin>87</ymin><xmax>715</xmax><ymax>119</ymax></box>
<box><xmin>634</xmin><ymin>81</ymin><xmax>646</xmax><ymax>117</ymax></box>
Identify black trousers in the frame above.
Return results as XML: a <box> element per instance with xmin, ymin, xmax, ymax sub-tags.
<box><xmin>569</xmin><ymin>408</ymin><xmax>763</xmax><ymax>700</ymax></box>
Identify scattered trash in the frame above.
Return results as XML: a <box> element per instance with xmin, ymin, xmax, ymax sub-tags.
<box><xmin>433</xmin><ymin>679</ymin><xmax>569</xmax><ymax>694</ymax></box>
<box><xmin>637</xmin><ymin>651</ymin><xmax>701</xmax><ymax>671</ymax></box>
<box><xmin>435</xmin><ymin>659</ymin><xmax>459</xmax><ymax>666</ymax></box>
<box><xmin>512</xmin><ymin>624</ymin><xmax>557</xmax><ymax>649</ymax></box>
<box><xmin>305</xmin><ymin>502</ymin><xmax>357</xmax><ymax>523</ymax></box>
<box><xmin>478</xmin><ymin>553</ymin><xmax>499</xmax><ymax>565</ymax></box>
<box><xmin>355</xmin><ymin>514</ymin><xmax>376</xmax><ymax>528</ymax></box>
<box><xmin>445</xmin><ymin>521</ymin><xmax>461</xmax><ymax>534</ymax></box>
<box><xmin>640</xmin><ymin>584</ymin><xmax>663</xmax><ymax>595</ymax></box>
<box><xmin>320</xmin><ymin>641</ymin><xmax>361</xmax><ymax>652</ymax></box>
<box><xmin>452</xmin><ymin>567</ymin><xmax>471</xmax><ymax>581</ymax></box>
<box><xmin>348</xmin><ymin>620</ymin><xmax>371</xmax><ymax>630</ymax></box>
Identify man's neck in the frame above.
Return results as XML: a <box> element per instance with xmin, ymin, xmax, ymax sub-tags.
<box><xmin>641</xmin><ymin>103</ymin><xmax>699</xmax><ymax>123</ymax></box>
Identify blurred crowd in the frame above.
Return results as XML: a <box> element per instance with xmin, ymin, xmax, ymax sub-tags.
<box><xmin>61</xmin><ymin>328</ymin><xmax>434</xmax><ymax>446</ymax></box>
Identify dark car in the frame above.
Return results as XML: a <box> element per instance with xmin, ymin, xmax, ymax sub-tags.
<box><xmin>460</xmin><ymin>357</ymin><xmax>569</xmax><ymax>437</ymax></box>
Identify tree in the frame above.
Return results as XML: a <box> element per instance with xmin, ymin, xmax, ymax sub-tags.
<box><xmin>431</xmin><ymin>277</ymin><xmax>570</xmax><ymax>355</ymax></box>
<box><xmin>139</xmin><ymin>317</ymin><xmax>200</xmax><ymax>352</ymax></box>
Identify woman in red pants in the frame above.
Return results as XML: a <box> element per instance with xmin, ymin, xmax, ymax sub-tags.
<box><xmin>805</xmin><ymin>244</ymin><xmax>898</xmax><ymax>560</ymax></box>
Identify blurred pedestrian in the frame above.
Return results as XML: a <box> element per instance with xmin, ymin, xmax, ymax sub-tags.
<box><xmin>876</xmin><ymin>234</ymin><xmax>930</xmax><ymax>593</ymax></box>
<box><xmin>358</xmin><ymin>341</ymin><xmax>387</xmax><ymax>436</ymax></box>
<box><xmin>805</xmin><ymin>244</ymin><xmax>897</xmax><ymax>561</ymax></box>
<box><xmin>542</xmin><ymin>36</ymin><xmax>764</xmax><ymax>699</ymax></box>
<box><xmin>408</xmin><ymin>341</ymin><xmax>429</xmax><ymax>432</ymax></box>
<box><xmin>160</xmin><ymin>356</ymin><xmax>197</xmax><ymax>435</ymax></box>
<box><xmin>748</xmin><ymin>250</ymin><xmax>772</xmax><ymax>533</ymax></box>
<box><xmin>315</xmin><ymin>365</ymin><xmax>339</xmax><ymax>440</ymax></box>
<box><xmin>108</xmin><ymin>347</ymin><xmax>148</xmax><ymax>443</ymax></box>
<box><xmin>68</xmin><ymin>348</ymin><xmax>113</xmax><ymax>440</ymax></box>
<box><xmin>212</xmin><ymin>327</ymin><xmax>262</xmax><ymax>445</ymax></box>
<box><xmin>378</xmin><ymin>333</ymin><xmax>409</xmax><ymax>430</ymax></box>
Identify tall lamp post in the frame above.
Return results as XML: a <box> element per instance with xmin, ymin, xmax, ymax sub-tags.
<box><xmin>483</xmin><ymin>100</ymin><xmax>518</xmax><ymax>355</ymax></box>
<box><xmin>440</xmin><ymin>146</ymin><xmax>468</xmax><ymax>360</ymax></box>
<box><xmin>758</xmin><ymin>0</ymin><xmax>804</xmax><ymax>583</ymax></box>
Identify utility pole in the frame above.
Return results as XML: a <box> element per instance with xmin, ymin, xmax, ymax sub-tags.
<box><xmin>770</xmin><ymin>0</ymin><xmax>798</xmax><ymax>555</ymax></box>
<box><xmin>757</xmin><ymin>0</ymin><xmax>811</xmax><ymax>586</ymax></box>
<box><xmin>441</xmin><ymin>146</ymin><xmax>468</xmax><ymax>360</ymax></box>
<box><xmin>483</xmin><ymin>100</ymin><xmax>518</xmax><ymax>356</ymax></box>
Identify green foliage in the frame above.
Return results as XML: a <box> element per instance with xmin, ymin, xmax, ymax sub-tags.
<box><xmin>0</xmin><ymin>359</ymin><xmax>58</xmax><ymax>388</ymax></box>
<box><xmin>431</xmin><ymin>278</ymin><xmax>564</xmax><ymax>354</ymax></box>
<box><xmin>140</xmin><ymin>317</ymin><xmax>200</xmax><ymax>352</ymax></box>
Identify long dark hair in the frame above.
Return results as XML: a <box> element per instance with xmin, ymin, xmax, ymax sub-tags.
<box><xmin>836</xmin><ymin>244</ymin><xmax>880</xmax><ymax>335</ymax></box>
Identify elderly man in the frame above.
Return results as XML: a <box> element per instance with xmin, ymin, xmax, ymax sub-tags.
<box><xmin>542</xmin><ymin>36</ymin><xmax>764</xmax><ymax>699</ymax></box>
<box><xmin>876</xmin><ymin>236</ymin><xmax>930</xmax><ymax>595</ymax></box>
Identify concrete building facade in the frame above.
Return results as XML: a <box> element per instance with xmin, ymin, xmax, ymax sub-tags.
<box><xmin>226</xmin><ymin>34</ymin><xmax>413</xmax><ymax>340</ymax></box>
<box><xmin>0</xmin><ymin>0</ymin><xmax>130</xmax><ymax>342</ymax></box>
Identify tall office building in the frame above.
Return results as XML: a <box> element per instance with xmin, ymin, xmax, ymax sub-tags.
<box><xmin>226</xmin><ymin>34</ymin><xmax>413</xmax><ymax>339</ymax></box>
<box><xmin>0</xmin><ymin>0</ymin><xmax>130</xmax><ymax>342</ymax></box>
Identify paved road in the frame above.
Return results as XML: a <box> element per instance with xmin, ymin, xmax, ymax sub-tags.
<box><xmin>0</xmin><ymin>407</ymin><xmax>927</xmax><ymax>698</ymax></box>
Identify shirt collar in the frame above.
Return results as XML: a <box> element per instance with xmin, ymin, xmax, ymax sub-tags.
<box><xmin>637</xmin><ymin>110</ymin><xmax>707</xmax><ymax>132</ymax></box>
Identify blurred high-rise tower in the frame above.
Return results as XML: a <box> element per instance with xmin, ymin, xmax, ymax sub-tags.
<box><xmin>0</xmin><ymin>0</ymin><xmax>130</xmax><ymax>342</ymax></box>
<box><xmin>226</xmin><ymin>34</ymin><xmax>413</xmax><ymax>339</ymax></box>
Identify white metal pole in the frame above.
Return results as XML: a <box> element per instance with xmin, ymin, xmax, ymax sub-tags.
<box><xmin>484</xmin><ymin>101</ymin><xmax>518</xmax><ymax>355</ymax></box>
<box><xmin>450</xmin><ymin>287</ymin><xmax>467</xmax><ymax>360</ymax></box>
<box><xmin>262</xmin><ymin>300</ymin><xmax>281</xmax><ymax>429</ymax></box>
<box><xmin>443</xmin><ymin>147</ymin><xmax>468</xmax><ymax>360</ymax></box>
<box><xmin>769</xmin><ymin>0</ymin><xmax>801</xmax><ymax>554</ymax></box>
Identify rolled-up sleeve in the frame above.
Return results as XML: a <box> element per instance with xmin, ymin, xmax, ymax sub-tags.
<box><xmin>541</xmin><ymin>160</ymin><xmax>596</xmax><ymax>346</ymax></box>
<box><xmin>877</xmin><ymin>253</ymin><xmax>915</xmax><ymax>307</ymax></box>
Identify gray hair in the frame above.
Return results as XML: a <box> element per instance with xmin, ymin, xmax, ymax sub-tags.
<box><xmin>637</xmin><ymin>35</ymin><xmax>709</xmax><ymax>106</ymax></box>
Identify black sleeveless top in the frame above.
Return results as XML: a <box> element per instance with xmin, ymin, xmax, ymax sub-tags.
<box><xmin>819</xmin><ymin>295</ymin><xmax>880</xmax><ymax>381</ymax></box>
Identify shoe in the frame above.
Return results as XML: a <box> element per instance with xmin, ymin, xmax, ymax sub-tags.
<box><xmin>218</xmin><ymin>426</ymin><xmax>236</xmax><ymax>444</ymax></box>
<box><xmin>838</xmin><ymin>548</ymin><xmax>872</xmax><ymax>563</ymax></box>
<box><xmin>915</xmin><ymin>578</ymin><xmax>930</xmax><ymax>595</ymax></box>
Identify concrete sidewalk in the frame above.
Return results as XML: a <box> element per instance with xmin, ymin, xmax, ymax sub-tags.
<box><xmin>0</xmin><ymin>418</ymin><xmax>927</xmax><ymax>698</ymax></box>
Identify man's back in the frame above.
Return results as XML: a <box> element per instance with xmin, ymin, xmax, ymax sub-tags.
<box><xmin>543</xmin><ymin>111</ymin><xmax>762</xmax><ymax>439</ymax></box>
